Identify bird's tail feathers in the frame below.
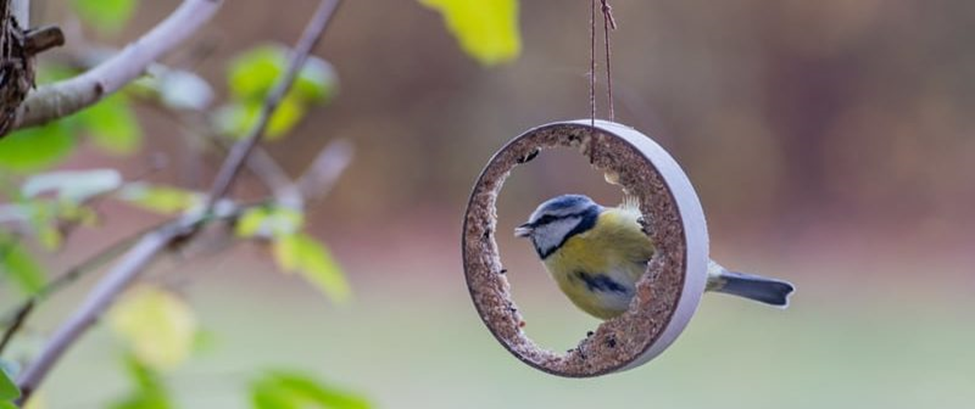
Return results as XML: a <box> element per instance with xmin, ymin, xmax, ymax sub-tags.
<box><xmin>713</xmin><ymin>270</ymin><xmax>795</xmax><ymax>308</ymax></box>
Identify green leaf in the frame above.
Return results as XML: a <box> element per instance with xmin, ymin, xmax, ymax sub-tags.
<box><xmin>73</xmin><ymin>0</ymin><xmax>138</xmax><ymax>34</ymax></box>
<box><xmin>109</xmin><ymin>286</ymin><xmax>198</xmax><ymax>372</ymax></box>
<box><xmin>36</xmin><ymin>63</ymin><xmax>79</xmax><ymax>85</ymax></box>
<box><xmin>117</xmin><ymin>183</ymin><xmax>201</xmax><ymax>215</ymax></box>
<box><xmin>213</xmin><ymin>97</ymin><xmax>305</xmax><ymax>141</ymax></box>
<box><xmin>0</xmin><ymin>363</ymin><xmax>18</xmax><ymax>401</ymax></box>
<box><xmin>110</xmin><ymin>355</ymin><xmax>172</xmax><ymax>409</ymax></box>
<box><xmin>77</xmin><ymin>95</ymin><xmax>143</xmax><ymax>155</ymax></box>
<box><xmin>228</xmin><ymin>46</ymin><xmax>284</xmax><ymax>101</ymax></box>
<box><xmin>251</xmin><ymin>371</ymin><xmax>371</xmax><ymax>409</ymax></box>
<box><xmin>0</xmin><ymin>122</ymin><xmax>75</xmax><ymax>174</ymax></box>
<box><xmin>1</xmin><ymin>239</ymin><xmax>46</xmax><ymax>295</ymax></box>
<box><xmin>272</xmin><ymin>234</ymin><xmax>350</xmax><ymax>304</ymax></box>
<box><xmin>294</xmin><ymin>58</ymin><xmax>338</xmax><ymax>103</ymax></box>
<box><xmin>220</xmin><ymin>45</ymin><xmax>337</xmax><ymax>141</ymax></box>
<box><xmin>228</xmin><ymin>44</ymin><xmax>337</xmax><ymax>103</ymax></box>
<box><xmin>236</xmin><ymin>206</ymin><xmax>304</xmax><ymax>238</ymax></box>
<box><xmin>421</xmin><ymin>0</ymin><xmax>521</xmax><ymax>65</ymax></box>
<box><xmin>22</xmin><ymin>169</ymin><xmax>123</xmax><ymax>203</ymax></box>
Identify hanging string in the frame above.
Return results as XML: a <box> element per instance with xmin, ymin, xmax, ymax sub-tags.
<box><xmin>589</xmin><ymin>0</ymin><xmax>597</xmax><ymax>128</ymax></box>
<box><xmin>601</xmin><ymin>0</ymin><xmax>617</xmax><ymax>121</ymax></box>
<box><xmin>589</xmin><ymin>0</ymin><xmax>617</xmax><ymax>126</ymax></box>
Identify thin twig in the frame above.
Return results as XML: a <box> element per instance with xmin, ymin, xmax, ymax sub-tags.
<box><xmin>0</xmin><ymin>221</ymin><xmax>162</xmax><ymax>328</ymax></box>
<box><xmin>205</xmin><ymin>0</ymin><xmax>342</xmax><ymax>209</ymax></box>
<box><xmin>0</xmin><ymin>300</ymin><xmax>32</xmax><ymax>355</ymax></box>
<box><xmin>14</xmin><ymin>0</ymin><xmax>343</xmax><ymax>402</ymax></box>
<box><xmin>7</xmin><ymin>0</ymin><xmax>223</xmax><ymax>134</ymax></box>
<box><xmin>15</xmin><ymin>221</ymin><xmax>185</xmax><ymax>403</ymax></box>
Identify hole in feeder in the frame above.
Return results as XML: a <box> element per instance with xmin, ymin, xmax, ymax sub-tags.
<box><xmin>462</xmin><ymin>120</ymin><xmax>710</xmax><ymax>377</ymax></box>
<box><xmin>497</xmin><ymin>147</ymin><xmax>628</xmax><ymax>350</ymax></box>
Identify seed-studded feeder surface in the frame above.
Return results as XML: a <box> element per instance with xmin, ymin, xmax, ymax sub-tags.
<box><xmin>462</xmin><ymin>120</ymin><xmax>709</xmax><ymax>377</ymax></box>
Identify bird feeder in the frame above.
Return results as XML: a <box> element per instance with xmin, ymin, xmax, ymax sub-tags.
<box><xmin>461</xmin><ymin>120</ymin><xmax>709</xmax><ymax>377</ymax></box>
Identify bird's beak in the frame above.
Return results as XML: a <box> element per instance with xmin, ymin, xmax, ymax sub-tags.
<box><xmin>514</xmin><ymin>223</ymin><xmax>533</xmax><ymax>238</ymax></box>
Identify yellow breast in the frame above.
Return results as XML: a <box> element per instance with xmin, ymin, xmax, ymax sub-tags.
<box><xmin>542</xmin><ymin>207</ymin><xmax>655</xmax><ymax>319</ymax></box>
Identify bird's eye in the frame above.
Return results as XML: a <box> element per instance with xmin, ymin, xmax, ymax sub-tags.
<box><xmin>536</xmin><ymin>215</ymin><xmax>557</xmax><ymax>225</ymax></box>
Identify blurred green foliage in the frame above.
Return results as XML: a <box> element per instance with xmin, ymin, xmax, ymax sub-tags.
<box><xmin>250</xmin><ymin>371</ymin><xmax>371</xmax><ymax>409</ymax></box>
<box><xmin>0</xmin><ymin>238</ymin><xmax>45</xmax><ymax>295</ymax></box>
<box><xmin>0</xmin><ymin>0</ymin><xmax>533</xmax><ymax>407</ymax></box>
<box><xmin>0</xmin><ymin>363</ymin><xmax>18</xmax><ymax>405</ymax></box>
<box><xmin>422</xmin><ymin>0</ymin><xmax>521</xmax><ymax>65</ymax></box>
<box><xmin>109</xmin><ymin>355</ymin><xmax>173</xmax><ymax>409</ymax></box>
<box><xmin>73</xmin><ymin>0</ymin><xmax>138</xmax><ymax>34</ymax></box>
<box><xmin>0</xmin><ymin>123</ymin><xmax>75</xmax><ymax>174</ymax></box>
<box><xmin>236</xmin><ymin>206</ymin><xmax>304</xmax><ymax>238</ymax></box>
<box><xmin>76</xmin><ymin>95</ymin><xmax>143</xmax><ymax>155</ymax></box>
<box><xmin>272</xmin><ymin>233</ymin><xmax>350</xmax><ymax>305</ymax></box>
<box><xmin>0</xmin><ymin>64</ymin><xmax>143</xmax><ymax>173</ymax></box>
<box><xmin>117</xmin><ymin>183</ymin><xmax>201</xmax><ymax>215</ymax></box>
<box><xmin>109</xmin><ymin>286</ymin><xmax>199</xmax><ymax>372</ymax></box>
<box><xmin>216</xmin><ymin>44</ymin><xmax>337</xmax><ymax>140</ymax></box>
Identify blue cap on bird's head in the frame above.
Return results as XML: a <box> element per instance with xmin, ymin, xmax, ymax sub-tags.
<box><xmin>514</xmin><ymin>194</ymin><xmax>602</xmax><ymax>258</ymax></box>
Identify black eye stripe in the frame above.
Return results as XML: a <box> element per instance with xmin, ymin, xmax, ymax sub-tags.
<box><xmin>534</xmin><ymin>212</ymin><xmax>585</xmax><ymax>226</ymax></box>
<box><xmin>536</xmin><ymin>215</ymin><xmax>557</xmax><ymax>224</ymax></box>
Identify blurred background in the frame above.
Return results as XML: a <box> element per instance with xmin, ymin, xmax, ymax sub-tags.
<box><xmin>3</xmin><ymin>0</ymin><xmax>975</xmax><ymax>407</ymax></box>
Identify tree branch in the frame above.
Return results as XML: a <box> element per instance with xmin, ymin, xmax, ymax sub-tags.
<box><xmin>14</xmin><ymin>0</ymin><xmax>343</xmax><ymax>402</ymax></box>
<box><xmin>205</xmin><ymin>0</ymin><xmax>342</xmax><ymax>209</ymax></box>
<box><xmin>7</xmin><ymin>0</ymin><xmax>223</xmax><ymax>134</ymax></box>
<box><xmin>13</xmin><ymin>222</ymin><xmax>183</xmax><ymax>404</ymax></box>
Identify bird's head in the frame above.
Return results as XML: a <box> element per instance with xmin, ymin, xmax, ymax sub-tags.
<box><xmin>515</xmin><ymin>194</ymin><xmax>602</xmax><ymax>259</ymax></box>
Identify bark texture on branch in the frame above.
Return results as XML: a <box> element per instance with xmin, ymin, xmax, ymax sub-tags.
<box><xmin>1</xmin><ymin>0</ymin><xmax>221</xmax><ymax>138</ymax></box>
<box><xmin>0</xmin><ymin>0</ymin><xmax>35</xmax><ymax>135</ymax></box>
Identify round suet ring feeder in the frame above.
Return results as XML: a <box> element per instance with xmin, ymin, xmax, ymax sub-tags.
<box><xmin>462</xmin><ymin>120</ymin><xmax>709</xmax><ymax>377</ymax></box>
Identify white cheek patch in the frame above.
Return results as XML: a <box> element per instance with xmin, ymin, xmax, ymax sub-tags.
<box><xmin>533</xmin><ymin>217</ymin><xmax>581</xmax><ymax>257</ymax></box>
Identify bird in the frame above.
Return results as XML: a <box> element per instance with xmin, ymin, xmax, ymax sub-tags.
<box><xmin>514</xmin><ymin>194</ymin><xmax>795</xmax><ymax>320</ymax></box>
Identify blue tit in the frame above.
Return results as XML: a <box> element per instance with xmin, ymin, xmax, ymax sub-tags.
<box><xmin>515</xmin><ymin>194</ymin><xmax>795</xmax><ymax>320</ymax></box>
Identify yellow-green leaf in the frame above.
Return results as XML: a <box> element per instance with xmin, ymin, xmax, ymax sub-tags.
<box><xmin>0</xmin><ymin>122</ymin><xmax>76</xmax><ymax>174</ymax></box>
<box><xmin>0</xmin><ymin>364</ymin><xmax>18</xmax><ymax>401</ymax></box>
<box><xmin>237</xmin><ymin>207</ymin><xmax>271</xmax><ymax>238</ymax></box>
<box><xmin>1</xmin><ymin>240</ymin><xmax>45</xmax><ymax>295</ymax></box>
<box><xmin>228</xmin><ymin>45</ymin><xmax>337</xmax><ymax>104</ymax></box>
<box><xmin>118</xmin><ymin>183</ymin><xmax>201</xmax><ymax>215</ymax></box>
<box><xmin>77</xmin><ymin>95</ymin><xmax>143</xmax><ymax>155</ymax></box>
<box><xmin>108</xmin><ymin>286</ymin><xmax>198</xmax><ymax>371</ymax></box>
<box><xmin>214</xmin><ymin>97</ymin><xmax>306</xmax><ymax>141</ymax></box>
<box><xmin>271</xmin><ymin>234</ymin><xmax>300</xmax><ymax>272</ymax></box>
<box><xmin>421</xmin><ymin>0</ymin><xmax>521</xmax><ymax>65</ymax></box>
<box><xmin>35</xmin><ymin>224</ymin><xmax>61</xmax><ymax>251</ymax></box>
<box><xmin>236</xmin><ymin>207</ymin><xmax>303</xmax><ymax>238</ymax></box>
<box><xmin>229</xmin><ymin>46</ymin><xmax>284</xmax><ymax>101</ymax></box>
<box><xmin>110</xmin><ymin>355</ymin><xmax>172</xmax><ymax>409</ymax></box>
<box><xmin>251</xmin><ymin>371</ymin><xmax>371</xmax><ymax>409</ymax></box>
<box><xmin>73</xmin><ymin>0</ymin><xmax>137</xmax><ymax>34</ymax></box>
<box><xmin>272</xmin><ymin>234</ymin><xmax>350</xmax><ymax>303</ymax></box>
